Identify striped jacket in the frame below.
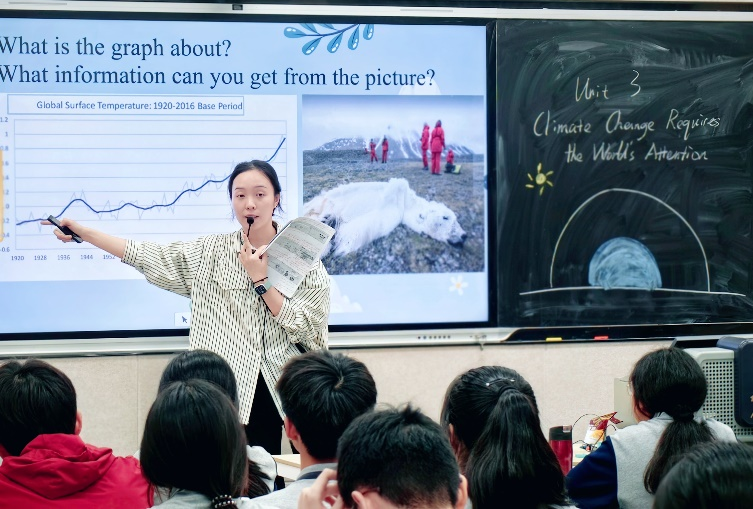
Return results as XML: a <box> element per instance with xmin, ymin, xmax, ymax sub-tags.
<box><xmin>122</xmin><ymin>228</ymin><xmax>330</xmax><ymax>423</ymax></box>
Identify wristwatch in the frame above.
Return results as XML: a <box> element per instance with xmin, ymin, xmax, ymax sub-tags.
<box><xmin>254</xmin><ymin>280</ymin><xmax>270</xmax><ymax>296</ymax></box>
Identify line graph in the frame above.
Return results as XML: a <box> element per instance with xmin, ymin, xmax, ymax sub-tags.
<box><xmin>4</xmin><ymin>95</ymin><xmax>298</xmax><ymax>282</ymax></box>
<box><xmin>16</xmin><ymin>137</ymin><xmax>285</xmax><ymax>226</ymax></box>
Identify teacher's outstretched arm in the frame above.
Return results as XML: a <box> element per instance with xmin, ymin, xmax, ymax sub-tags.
<box><xmin>41</xmin><ymin>217</ymin><xmax>127</xmax><ymax>259</ymax></box>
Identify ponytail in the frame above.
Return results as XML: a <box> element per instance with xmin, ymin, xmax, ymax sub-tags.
<box><xmin>457</xmin><ymin>381</ymin><xmax>567</xmax><ymax>509</ymax></box>
<box><xmin>643</xmin><ymin>413</ymin><xmax>713</xmax><ymax>493</ymax></box>
<box><xmin>630</xmin><ymin>347</ymin><xmax>715</xmax><ymax>494</ymax></box>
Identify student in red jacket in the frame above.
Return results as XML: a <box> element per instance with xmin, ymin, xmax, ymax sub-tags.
<box><xmin>0</xmin><ymin>359</ymin><xmax>152</xmax><ymax>509</ymax></box>
<box><xmin>430</xmin><ymin>120</ymin><xmax>445</xmax><ymax>175</ymax></box>
<box><xmin>381</xmin><ymin>136</ymin><xmax>389</xmax><ymax>163</ymax></box>
<box><xmin>421</xmin><ymin>123</ymin><xmax>430</xmax><ymax>170</ymax></box>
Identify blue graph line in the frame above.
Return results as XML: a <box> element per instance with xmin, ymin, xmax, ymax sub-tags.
<box><xmin>16</xmin><ymin>137</ymin><xmax>286</xmax><ymax>226</ymax></box>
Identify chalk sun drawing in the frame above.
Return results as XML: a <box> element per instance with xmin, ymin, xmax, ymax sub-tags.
<box><xmin>526</xmin><ymin>162</ymin><xmax>554</xmax><ymax>195</ymax></box>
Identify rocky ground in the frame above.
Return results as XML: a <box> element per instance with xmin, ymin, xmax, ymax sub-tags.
<box><xmin>303</xmin><ymin>149</ymin><xmax>486</xmax><ymax>275</ymax></box>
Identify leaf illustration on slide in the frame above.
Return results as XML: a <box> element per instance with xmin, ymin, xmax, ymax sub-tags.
<box><xmin>284</xmin><ymin>27</ymin><xmax>306</xmax><ymax>38</ymax></box>
<box><xmin>328</xmin><ymin>32</ymin><xmax>343</xmax><ymax>53</ymax></box>
<box><xmin>348</xmin><ymin>27</ymin><xmax>359</xmax><ymax>50</ymax></box>
<box><xmin>302</xmin><ymin>37</ymin><xmax>322</xmax><ymax>55</ymax></box>
<box><xmin>283</xmin><ymin>23</ymin><xmax>374</xmax><ymax>55</ymax></box>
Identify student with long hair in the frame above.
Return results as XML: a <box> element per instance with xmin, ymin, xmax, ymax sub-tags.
<box><xmin>440</xmin><ymin>366</ymin><xmax>572</xmax><ymax>509</ymax></box>
<box><xmin>566</xmin><ymin>347</ymin><xmax>736</xmax><ymax>509</ymax></box>
<box><xmin>140</xmin><ymin>379</ymin><xmax>254</xmax><ymax>509</ymax></box>
<box><xmin>158</xmin><ymin>350</ymin><xmax>276</xmax><ymax>498</ymax></box>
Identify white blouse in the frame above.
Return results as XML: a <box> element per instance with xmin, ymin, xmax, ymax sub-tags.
<box><xmin>123</xmin><ymin>228</ymin><xmax>330</xmax><ymax>422</ymax></box>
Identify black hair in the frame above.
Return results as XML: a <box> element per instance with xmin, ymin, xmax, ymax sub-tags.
<box><xmin>227</xmin><ymin>160</ymin><xmax>283</xmax><ymax>214</ymax></box>
<box><xmin>0</xmin><ymin>359</ymin><xmax>77</xmax><ymax>456</ymax></box>
<box><xmin>157</xmin><ymin>350</ymin><xmax>269</xmax><ymax>498</ymax></box>
<box><xmin>630</xmin><ymin>347</ymin><xmax>714</xmax><ymax>493</ymax></box>
<box><xmin>140</xmin><ymin>380</ymin><xmax>249</xmax><ymax>509</ymax></box>
<box><xmin>654</xmin><ymin>441</ymin><xmax>753</xmax><ymax>509</ymax></box>
<box><xmin>337</xmin><ymin>405</ymin><xmax>460</xmax><ymax>509</ymax></box>
<box><xmin>276</xmin><ymin>350</ymin><xmax>376</xmax><ymax>461</ymax></box>
<box><xmin>159</xmin><ymin>350</ymin><xmax>238</xmax><ymax>405</ymax></box>
<box><xmin>440</xmin><ymin>366</ymin><xmax>567</xmax><ymax>509</ymax></box>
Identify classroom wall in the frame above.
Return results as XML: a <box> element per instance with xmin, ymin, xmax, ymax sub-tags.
<box><xmin>34</xmin><ymin>339</ymin><xmax>667</xmax><ymax>456</ymax></box>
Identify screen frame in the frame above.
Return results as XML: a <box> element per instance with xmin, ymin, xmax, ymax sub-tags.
<box><xmin>0</xmin><ymin>3</ymin><xmax>497</xmax><ymax>342</ymax></box>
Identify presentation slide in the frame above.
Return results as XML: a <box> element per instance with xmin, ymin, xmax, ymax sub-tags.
<box><xmin>0</xmin><ymin>14</ymin><xmax>489</xmax><ymax>335</ymax></box>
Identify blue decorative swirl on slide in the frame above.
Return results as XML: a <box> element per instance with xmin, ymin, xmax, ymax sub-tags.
<box><xmin>16</xmin><ymin>138</ymin><xmax>286</xmax><ymax>226</ymax></box>
<box><xmin>588</xmin><ymin>237</ymin><xmax>662</xmax><ymax>290</ymax></box>
<box><xmin>284</xmin><ymin>23</ymin><xmax>374</xmax><ymax>55</ymax></box>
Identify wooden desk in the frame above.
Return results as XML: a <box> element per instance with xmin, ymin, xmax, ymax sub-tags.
<box><xmin>272</xmin><ymin>453</ymin><xmax>301</xmax><ymax>480</ymax></box>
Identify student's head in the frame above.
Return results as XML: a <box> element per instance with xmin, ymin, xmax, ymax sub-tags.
<box><xmin>159</xmin><ymin>350</ymin><xmax>238</xmax><ymax>405</ymax></box>
<box><xmin>654</xmin><ymin>441</ymin><xmax>753</xmax><ymax>509</ymax></box>
<box><xmin>440</xmin><ymin>366</ymin><xmax>567</xmax><ymax>509</ymax></box>
<box><xmin>631</xmin><ymin>346</ymin><xmax>706</xmax><ymax>420</ymax></box>
<box><xmin>140</xmin><ymin>379</ymin><xmax>248</xmax><ymax>508</ymax></box>
<box><xmin>157</xmin><ymin>350</ymin><xmax>270</xmax><ymax>498</ymax></box>
<box><xmin>276</xmin><ymin>350</ymin><xmax>377</xmax><ymax>461</ymax></box>
<box><xmin>630</xmin><ymin>347</ymin><xmax>714</xmax><ymax>493</ymax></box>
<box><xmin>0</xmin><ymin>359</ymin><xmax>79</xmax><ymax>456</ymax></box>
<box><xmin>337</xmin><ymin>406</ymin><xmax>467</xmax><ymax>509</ymax></box>
<box><xmin>228</xmin><ymin>160</ymin><xmax>283</xmax><ymax>230</ymax></box>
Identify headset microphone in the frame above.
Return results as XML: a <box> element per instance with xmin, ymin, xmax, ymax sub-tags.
<box><xmin>246</xmin><ymin>217</ymin><xmax>254</xmax><ymax>238</ymax></box>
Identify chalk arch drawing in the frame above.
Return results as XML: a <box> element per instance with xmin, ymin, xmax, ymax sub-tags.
<box><xmin>549</xmin><ymin>188</ymin><xmax>710</xmax><ymax>292</ymax></box>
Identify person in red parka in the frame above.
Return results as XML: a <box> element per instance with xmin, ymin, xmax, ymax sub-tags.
<box><xmin>381</xmin><ymin>136</ymin><xmax>389</xmax><ymax>164</ymax></box>
<box><xmin>0</xmin><ymin>359</ymin><xmax>152</xmax><ymax>509</ymax></box>
<box><xmin>430</xmin><ymin>120</ymin><xmax>445</xmax><ymax>175</ymax></box>
<box><xmin>369</xmin><ymin>139</ymin><xmax>377</xmax><ymax>163</ymax></box>
<box><xmin>444</xmin><ymin>148</ymin><xmax>456</xmax><ymax>173</ymax></box>
<box><xmin>421</xmin><ymin>123</ymin><xmax>430</xmax><ymax>170</ymax></box>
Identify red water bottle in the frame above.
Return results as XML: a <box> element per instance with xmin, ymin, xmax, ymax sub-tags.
<box><xmin>549</xmin><ymin>425</ymin><xmax>573</xmax><ymax>474</ymax></box>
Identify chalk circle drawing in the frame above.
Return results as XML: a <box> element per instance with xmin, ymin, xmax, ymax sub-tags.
<box><xmin>521</xmin><ymin>188</ymin><xmax>744</xmax><ymax>298</ymax></box>
<box><xmin>551</xmin><ymin>188</ymin><xmax>708</xmax><ymax>291</ymax></box>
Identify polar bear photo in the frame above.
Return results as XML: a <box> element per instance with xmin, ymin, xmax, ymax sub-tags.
<box><xmin>304</xmin><ymin>178</ymin><xmax>467</xmax><ymax>257</ymax></box>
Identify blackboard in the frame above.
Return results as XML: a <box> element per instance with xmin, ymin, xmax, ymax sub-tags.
<box><xmin>496</xmin><ymin>19</ymin><xmax>753</xmax><ymax>329</ymax></box>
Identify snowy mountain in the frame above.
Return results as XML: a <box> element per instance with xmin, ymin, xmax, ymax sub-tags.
<box><xmin>315</xmin><ymin>131</ymin><xmax>476</xmax><ymax>158</ymax></box>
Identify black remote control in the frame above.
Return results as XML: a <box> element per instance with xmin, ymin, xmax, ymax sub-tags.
<box><xmin>47</xmin><ymin>215</ymin><xmax>83</xmax><ymax>243</ymax></box>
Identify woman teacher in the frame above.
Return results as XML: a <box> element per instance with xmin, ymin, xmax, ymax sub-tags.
<box><xmin>44</xmin><ymin>160</ymin><xmax>331</xmax><ymax>454</ymax></box>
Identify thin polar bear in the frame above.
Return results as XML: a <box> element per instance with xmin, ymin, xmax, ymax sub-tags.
<box><xmin>303</xmin><ymin>177</ymin><xmax>467</xmax><ymax>257</ymax></box>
